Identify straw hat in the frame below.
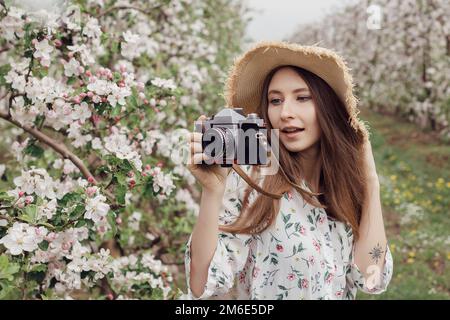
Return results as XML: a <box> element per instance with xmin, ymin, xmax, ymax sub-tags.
<box><xmin>223</xmin><ymin>41</ymin><xmax>369</xmax><ymax>140</ymax></box>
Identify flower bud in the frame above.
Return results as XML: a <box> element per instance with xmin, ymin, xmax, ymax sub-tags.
<box><xmin>25</xmin><ymin>196</ymin><xmax>33</xmax><ymax>204</ymax></box>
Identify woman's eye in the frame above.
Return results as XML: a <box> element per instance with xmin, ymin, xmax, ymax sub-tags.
<box><xmin>270</xmin><ymin>98</ymin><xmax>282</xmax><ymax>105</ymax></box>
<box><xmin>297</xmin><ymin>96</ymin><xmax>311</xmax><ymax>102</ymax></box>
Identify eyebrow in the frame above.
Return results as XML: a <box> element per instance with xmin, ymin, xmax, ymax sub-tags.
<box><xmin>268</xmin><ymin>88</ymin><xmax>310</xmax><ymax>95</ymax></box>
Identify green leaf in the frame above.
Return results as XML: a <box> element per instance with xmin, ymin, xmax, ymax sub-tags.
<box><xmin>75</xmin><ymin>220</ymin><xmax>87</xmax><ymax>228</ymax></box>
<box><xmin>120</xmin><ymin>160</ymin><xmax>133</xmax><ymax>171</ymax></box>
<box><xmin>143</xmin><ymin>178</ymin><xmax>154</xmax><ymax>198</ymax></box>
<box><xmin>59</xmin><ymin>192</ymin><xmax>82</xmax><ymax>206</ymax></box>
<box><xmin>111</xmin><ymin>104</ymin><xmax>121</xmax><ymax>116</ymax></box>
<box><xmin>106</xmin><ymin>212</ymin><xmax>117</xmax><ymax>237</ymax></box>
<box><xmin>128</xmin><ymin>93</ymin><xmax>139</xmax><ymax>109</ymax></box>
<box><xmin>0</xmin><ymin>192</ymin><xmax>15</xmax><ymax>205</ymax></box>
<box><xmin>0</xmin><ymin>255</ymin><xmax>20</xmax><ymax>281</ymax></box>
<box><xmin>69</xmin><ymin>204</ymin><xmax>85</xmax><ymax>220</ymax></box>
<box><xmin>113</xmin><ymin>72</ymin><xmax>121</xmax><ymax>82</ymax></box>
<box><xmin>0</xmin><ymin>64</ymin><xmax>11</xmax><ymax>86</ymax></box>
<box><xmin>66</xmin><ymin>77</ymin><xmax>77</xmax><ymax>85</ymax></box>
<box><xmin>114</xmin><ymin>172</ymin><xmax>126</xmax><ymax>185</ymax></box>
<box><xmin>24</xmin><ymin>143</ymin><xmax>44</xmax><ymax>158</ymax></box>
<box><xmin>105</xmin><ymin>155</ymin><xmax>121</xmax><ymax>167</ymax></box>
<box><xmin>115</xmin><ymin>184</ymin><xmax>127</xmax><ymax>205</ymax></box>
<box><xmin>28</xmin><ymin>263</ymin><xmax>47</xmax><ymax>273</ymax></box>
<box><xmin>21</xmin><ymin>204</ymin><xmax>38</xmax><ymax>224</ymax></box>
<box><xmin>38</xmin><ymin>240</ymin><xmax>49</xmax><ymax>251</ymax></box>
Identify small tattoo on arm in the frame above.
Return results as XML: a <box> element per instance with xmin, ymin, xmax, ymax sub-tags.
<box><xmin>369</xmin><ymin>243</ymin><xmax>384</xmax><ymax>264</ymax></box>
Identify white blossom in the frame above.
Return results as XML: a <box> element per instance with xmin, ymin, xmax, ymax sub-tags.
<box><xmin>151</xmin><ymin>77</ymin><xmax>177</xmax><ymax>91</ymax></box>
<box><xmin>0</xmin><ymin>222</ymin><xmax>48</xmax><ymax>255</ymax></box>
<box><xmin>33</xmin><ymin>39</ymin><xmax>54</xmax><ymax>67</ymax></box>
<box><xmin>84</xmin><ymin>194</ymin><xmax>110</xmax><ymax>224</ymax></box>
<box><xmin>13</xmin><ymin>167</ymin><xmax>57</xmax><ymax>199</ymax></box>
<box><xmin>63</xmin><ymin>58</ymin><xmax>82</xmax><ymax>77</ymax></box>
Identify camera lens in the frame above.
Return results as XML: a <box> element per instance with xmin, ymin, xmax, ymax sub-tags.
<box><xmin>202</xmin><ymin>127</ymin><xmax>235</xmax><ymax>162</ymax></box>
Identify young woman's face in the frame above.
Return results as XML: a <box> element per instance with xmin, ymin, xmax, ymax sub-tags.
<box><xmin>267</xmin><ymin>67</ymin><xmax>321</xmax><ymax>154</ymax></box>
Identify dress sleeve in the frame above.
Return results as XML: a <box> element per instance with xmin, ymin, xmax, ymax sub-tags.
<box><xmin>184</xmin><ymin>167</ymin><xmax>254</xmax><ymax>300</ymax></box>
<box><xmin>346</xmin><ymin>237</ymin><xmax>394</xmax><ymax>295</ymax></box>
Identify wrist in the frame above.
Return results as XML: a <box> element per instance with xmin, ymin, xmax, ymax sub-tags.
<box><xmin>202</xmin><ymin>186</ymin><xmax>226</xmax><ymax>198</ymax></box>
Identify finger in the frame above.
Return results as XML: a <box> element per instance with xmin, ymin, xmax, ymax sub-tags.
<box><xmin>190</xmin><ymin>132</ymin><xmax>202</xmax><ymax>143</ymax></box>
<box><xmin>190</xmin><ymin>152</ymin><xmax>209</xmax><ymax>165</ymax></box>
<box><xmin>190</xmin><ymin>141</ymin><xmax>202</xmax><ymax>154</ymax></box>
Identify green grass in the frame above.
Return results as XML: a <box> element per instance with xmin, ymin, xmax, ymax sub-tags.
<box><xmin>357</xmin><ymin>107</ymin><xmax>450</xmax><ymax>300</ymax></box>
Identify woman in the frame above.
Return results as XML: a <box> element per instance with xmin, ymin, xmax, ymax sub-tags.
<box><xmin>185</xmin><ymin>41</ymin><xmax>393</xmax><ymax>300</ymax></box>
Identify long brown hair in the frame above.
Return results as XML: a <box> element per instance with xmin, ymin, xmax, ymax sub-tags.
<box><xmin>219</xmin><ymin>65</ymin><xmax>367</xmax><ymax>240</ymax></box>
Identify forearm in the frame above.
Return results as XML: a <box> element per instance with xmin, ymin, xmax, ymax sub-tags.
<box><xmin>189</xmin><ymin>188</ymin><xmax>225</xmax><ymax>297</ymax></box>
<box><xmin>353</xmin><ymin>176</ymin><xmax>388</xmax><ymax>288</ymax></box>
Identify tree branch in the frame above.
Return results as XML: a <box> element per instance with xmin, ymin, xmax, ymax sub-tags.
<box><xmin>0</xmin><ymin>112</ymin><xmax>95</xmax><ymax>180</ymax></box>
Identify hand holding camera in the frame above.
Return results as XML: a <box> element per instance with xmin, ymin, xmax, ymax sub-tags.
<box><xmin>187</xmin><ymin>108</ymin><xmax>270</xmax><ymax>193</ymax></box>
<box><xmin>187</xmin><ymin>115</ymin><xmax>232</xmax><ymax>193</ymax></box>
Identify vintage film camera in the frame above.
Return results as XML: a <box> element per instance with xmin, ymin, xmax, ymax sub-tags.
<box><xmin>194</xmin><ymin>108</ymin><xmax>270</xmax><ymax>167</ymax></box>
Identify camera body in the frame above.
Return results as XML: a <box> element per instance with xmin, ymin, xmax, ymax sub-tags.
<box><xmin>194</xmin><ymin>108</ymin><xmax>269</xmax><ymax>167</ymax></box>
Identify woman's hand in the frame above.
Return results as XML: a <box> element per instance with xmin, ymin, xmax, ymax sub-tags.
<box><xmin>187</xmin><ymin>115</ymin><xmax>232</xmax><ymax>193</ymax></box>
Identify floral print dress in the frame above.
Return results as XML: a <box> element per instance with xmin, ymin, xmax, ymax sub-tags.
<box><xmin>184</xmin><ymin>166</ymin><xmax>393</xmax><ymax>300</ymax></box>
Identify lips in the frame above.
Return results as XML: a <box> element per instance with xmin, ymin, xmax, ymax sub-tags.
<box><xmin>281</xmin><ymin>126</ymin><xmax>305</xmax><ymax>133</ymax></box>
<box><xmin>280</xmin><ymin>126</ymin><xmax>305</xmax><ymax>139</ymax></box>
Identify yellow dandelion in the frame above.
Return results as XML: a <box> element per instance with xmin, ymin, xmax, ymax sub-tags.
<box><xmin>407</xmin><ymin>258</ymin><xmax>415</xmax><ymax>264</ymax></box>
<box><xmin>408</xmin><ymin>251</ymin><xmax>416</xmax><ymax>258</ymax></box>
<box><xmin>446</xmin><ymin>182</ymin><xmax>450</xmax><ymax>188</ymax></box>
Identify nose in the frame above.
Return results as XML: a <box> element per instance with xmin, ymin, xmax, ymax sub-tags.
<box><xmin>279</xmin><ymin>98</ymin><xmax>296</xmax><ymax>121</ymax></box>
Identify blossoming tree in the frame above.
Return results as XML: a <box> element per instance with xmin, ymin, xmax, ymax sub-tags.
<box><xmin>0</xmin><ymin>0</ymin><xmax>247</xmax><ymax>299</ymax></box>
<box><xmin>291</xmin><ymin>0</ymin><xmax>450</xmax><ymax>139</ymax></box>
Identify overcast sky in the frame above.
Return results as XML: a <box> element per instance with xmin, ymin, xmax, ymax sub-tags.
<box><xmin>244</xmin><ymin>0</ymin><xmax>359</xmax><ymax>45</ymax></box>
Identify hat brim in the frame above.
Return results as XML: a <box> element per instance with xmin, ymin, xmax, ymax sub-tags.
<box><xmin>224</xmin><ymin>41</ymin><xmax>366</xmax><ymax>137</ymax></box>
